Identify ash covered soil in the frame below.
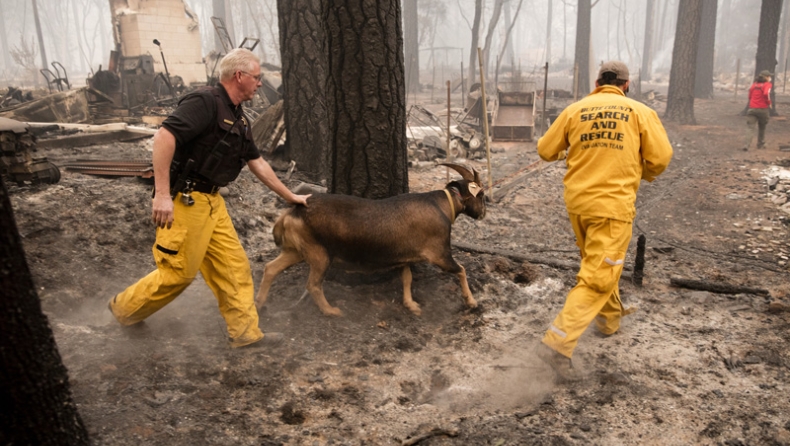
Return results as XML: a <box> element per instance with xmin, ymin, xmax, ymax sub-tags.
<box><xmin>8</xmin><ymin>94</ymin><xmax>790</xmax><ymax>445</ymax></box>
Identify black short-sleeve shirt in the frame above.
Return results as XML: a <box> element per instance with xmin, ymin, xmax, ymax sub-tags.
<box><xmin>161</xmin><ymin>84</ymin><xmax>260</xmax><ymax>163</ymax></box>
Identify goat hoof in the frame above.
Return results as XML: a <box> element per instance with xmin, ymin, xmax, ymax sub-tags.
<box><xmin>322</xmin><ymin>307</ymin><xmax>344</xmax><ymax>317</ymax></box>
<box><xmin>466</xmin><ymin>299</ymin><xmax>478</xmax><ymax>308</ymax></box>
<box><xmin>406</xmin><ymin>304</ymin><xmax>422</xmax><ymax>316</ymax></box>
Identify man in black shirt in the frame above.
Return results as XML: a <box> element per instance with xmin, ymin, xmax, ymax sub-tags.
<box><xmin>109</xmin><ymin>48</ymin><xmax>309</xmax><ymax>348</ymax></box>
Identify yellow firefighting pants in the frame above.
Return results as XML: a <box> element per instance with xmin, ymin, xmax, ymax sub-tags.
<box><xmin>542</xmin><ymin>213</ymin><xmax>633</xmax><ymax>358</ymax></box>
<box><xmin>109</xmin><ymin>191</ymin><xmax>263</xmax><ymax>347</ymax></box>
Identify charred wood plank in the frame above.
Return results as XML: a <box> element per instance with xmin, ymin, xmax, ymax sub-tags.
<box><xmin>402</xmin><ymin>428</ymin><xmax>459</xmax><ymax>446</ymax></box>
<box><xmin>452</xmin><ymin>241</ymin><xmax>577</xmax><ymax>270</ymax></box>
<box><xmin>36</xmin><ymin>130</ymin><xmax>150</xmax><ymax>149</ymax></box>
<box><xmin>669</xmin><ymin>277</ymin><xmax>770</xmax><ymax>296</ymax></box>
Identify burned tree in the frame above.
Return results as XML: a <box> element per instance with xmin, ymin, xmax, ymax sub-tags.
<box><xmin>641</xmin><ymin>0</ymin><xmax>655</xmax><ymax>82</ymax></box>
<box><xmin>404</xmin><ymin>0</ymin><xmax>420</xmax><ymax>96</ymax></box>
<box><xmin>467</xmin><ymin>0</ymin><xmax>483</xmax><ymax>95</ymax></box>
<box><xmin>754</xmin><ymin>0</ymin><xmax>783</xmax><ymax>115</ymax></box>
<box><xmin>664</xmin><ymin>0</ymin><xmax>703</xmax><ymax>124</ymax></box>
<box><xmin>278</xmin><ymin>0</ymin><xmax>408</xmax><ymax>199</ymax></box>
<box><xmin>574</xmin><ymin>0</ymin><xmax>592</xmax><ymax>96</ymax></box>
<box><xmin>0</xmin><ymin>177</ymin><xmax>89</xmax><ymax>445</ymax></box>
<box><xmin>694</xmin><ymin>0</ymin><xmax>717</xmax><ymax>99</ymax></box>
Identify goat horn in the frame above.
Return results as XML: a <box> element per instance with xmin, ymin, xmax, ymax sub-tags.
<box><xmin>438</xmin><ymin>163</ymin><xmax>475</xmax><ymax>182</ymax></box>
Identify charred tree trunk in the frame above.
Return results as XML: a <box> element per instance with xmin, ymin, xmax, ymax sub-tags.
<box><xmin>496</xmin><ymin>0</ymin><xmax>525</xmax><ymax>80</ymax></box>
<box><xmin>404</xmin><ymin>0</ymin><xmax>420</xmax><ymax>96</ymax></box>
<box><xmin>664</xmin><ymin>0</ymin><xmax>703</xmax><ymax>124</ymax></box>
<box><xmin>31</xmin><ymin>0</ymin><xmax>47</xmax><ymax>87</ymax></box>
<box><xmin>482</xmin><ymin>0</ymin><xmax>505</xmax><ymax>82</ymax></box>
<box><xmin>779</xmin><ymin>0</ymin><xmax>790</xmax><ymax>82</ymax></box>
<box><xmin>278</xmin><ymin>0</ymin><xmax>408</xmax><ymax>199</ymax></box>
<box><xmin>545</xmin><ymin>0</ymin><xmax>552</xmax><ymax>65</ymax></box>
<box><xmin>754</xmin><ymin>0</ymin><xmax>783</xmax><ymax>115</ymax></box>
<box><xmin>0</xmin><ymin>1</ymin><xmax>12</xmax><ymax>71</ymax></box>
<box><xmin>278</xmin><ymin>0</ymin><xmax>330</xmax><ymax>180</ymax></box>
<box><xmin>467</xmin><ymin>0</ymin><xmax>483</xmax><ymax>94</ymax></box>
<box><xmin>574</xmin><ymin>0</ymin><xmax>592</xmax><ymax>96</ymax></box>
<box><xmin>694</xmin><ymin>0</ymin><xmax>717</xmax><ymax>99</ymax></box>
<box><xmin>0</xmin><ymin>177</ymin><xmax>89</xmax><ymax>445</ymax></box>
<box><xmin>503</xmin><ymin>0</ymin><xmax>517</xmax><ymax>68</ymax></box>
<box><xmin>325</xmin><ymin>0</ymin><xmax>407</xmax><ymax>197</ymax></box>
<box><xmin>641</xmin><ymin>0</ymin><xmax>655</xmax><ymax>82</ymax></box>
<box><xmin>715</xmin><ymin>0</ymin><xmax>733</xmax><ymax>73</ymax></box>
<box><xmin>754</xmin><ymin>0</ymin><xmax>783</xmax><ymax>77</ymax></box>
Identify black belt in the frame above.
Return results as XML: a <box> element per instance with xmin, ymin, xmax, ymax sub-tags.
<box><xmin>191</xmin><ymin>181</ymin><xmax>220</xmax><ymax>194</ymax></box>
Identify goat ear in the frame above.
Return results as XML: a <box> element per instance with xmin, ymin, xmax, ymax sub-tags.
<box><xmin>438</xmin><ymin>163</ymin><xmax>474</xmax><ymax>182</ymax></box>
<box><xmin>467</xmin><ymin>182</ymin><xmax>483</xmax><ymax>196</ymax></box>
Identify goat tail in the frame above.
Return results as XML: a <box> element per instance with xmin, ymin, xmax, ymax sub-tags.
<box><xmin>272</xmin><ymin>211</ymin><xmax>289</xmax><ymax>247</ymax></box>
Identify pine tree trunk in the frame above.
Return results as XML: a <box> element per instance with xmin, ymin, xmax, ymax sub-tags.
<box><xmin>664</xmin><ymin>0</ymin><xmax>702</xmax><ymax>124</ymax></box>
<box><xmin>0</xmin><ymin>1</ymin><xmax>12</xmax><ymax>71</ymax></box>
<box><xmin>641</xmin><ymin>0</ymin><xmax>655</xmax><ymax>82</ymax></box>
<box><xmin>467</xmin><ymin>0</ymin><xmax>483</xmax><ymax>95</ymax></box>
<box><xmin>278</xmin><ymin>0</ymin><xmax>408</xmax><ymax>198</ymax></box>
<box><xmin>481</xmin><ymin>0</ymin><xmax>505</xmax><ymax>81</ymax></box>
<box><xmin>31</xmin><ymin>0</ymin><xmax>47</xmax><ymax>87</ymax></box>
<box><xmin>404</xmin><ymin>0</ymin><xmax>419</xmax><ymax>96</ymax></box>
<box><xmin>574</xmin><ymin>0</ymin><xmax>592</xmax><ymax>96</ymax></box>
<box><xmin>0</xmin><ymin>177</ymin><xmax>89</xmax><ymax>445</ymax></box>
<box><xmin>694</xmin><ymin>0</ymin><xmax>717</xmax><ymax>99</ymax></box>
<box><xmin>277</xmin><ymin>0</ymin><xmax>330</xmax><ymax>181</ymax></box>
<box><xmin>754</xmin><ymin>0</ymin><xmax>783</xmax><ymax>115</ymax></box>
<box><xmin>325</xmin><ymin>0</ymin><xmax>408</xmax><ymax>198</ymax></box>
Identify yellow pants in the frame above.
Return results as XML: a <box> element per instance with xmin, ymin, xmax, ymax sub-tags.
<box><xmin>109</xmin><ymin>192</ymin><xmax>263</xmax><ymax>347</ymax></box>
<box><xmin>542</xmin><ymin>213</ymin><xmax>632</xmax><ymax>358</ymax></box>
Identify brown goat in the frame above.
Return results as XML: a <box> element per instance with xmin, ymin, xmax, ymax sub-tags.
<box><xmin>255</xmin><ymin>163</ymin><xmax>486</xmax><ymax>316</ymax></box>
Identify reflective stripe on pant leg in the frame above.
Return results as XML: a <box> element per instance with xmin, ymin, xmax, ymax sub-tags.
<box><xmin>199</xmin><ymin>193</ymin><xmax>262</xmax><ymax>347</ymax></box>
<box><xmin>111</xmin><ymin>193</ymin><xmax>216</xmax><ymax>325</ymax></box>
<box><xmin>543</xmin><ymin>214</ymin><xmax>631</xmax><ymax>358</ymax></box>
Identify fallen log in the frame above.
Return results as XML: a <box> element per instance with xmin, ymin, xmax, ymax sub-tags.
<box><xmin>402</xmin><ymin>427</ymin><xmax>459</xmax><ymax>446</ymax></box>
<box><xmin>669</xmin><ymin>277</ymin><xmax>770</xmax><ymax>296</ymax></box>
<box><xmin>452</xmin><ymin>241</ymin><xmax>577</xmax><ymax>270</ymax></box>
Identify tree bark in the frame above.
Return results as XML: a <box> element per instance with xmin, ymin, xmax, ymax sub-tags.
<box><xmin>481</xmin><ymin>0</ymin><xmax>505</xmax><ymax>82</ymax></box>
<box><xmin>404</xmin><ymin>0</ymin><xmax>419</xmax><ymax>96</ymax></box>
<box><xmin>664</xmin><ymin>0</ymin><xmax>702</xmax><ymax>124</ymax></box>
<box><xmin>467</xmin><ymin>0</ymin><xmax>483</xmax><ymax>95</ymax></box>
<box><xmin>694</xmin><ymin>0</ymin><xmax>717</xmax><ymax>99</ymax></box>
<box><xmin>715</xmin><ymin>0</ymin><xmax>733</xmax><ymax>73</ymax></box>
<box><xmin>778</xmin><ymin>0</ymin><xmax>790</xmax><ymax>81</ymax></box>
<box><xmin>574</xmin><ymin>0</ymin><xmax>591</xmax><ymax>96</ymax></box>
<box><xmin>0</xmin><ymin>0</ymin><xmax>12</xmax><ymax>71</ymax></box>
<box><xmin>754</xmin><ymin>0</ymin><xmax>782</xmax><ymax>115</ymax></box>
<box><xmin>545</xmin><ymin>0</ymin><xmax>552</xmax><ymax>65</ymax></box>
<box><xmin>496</xmin><ymin>0</ymin><xmax>525</xmax><ymax>81</ymax></box>
<box><xmin>278</xmin><ymin>0</ymin><xmax>408</xmax><ymax>199</ymax></box>
<box><xmin>641</xmin><ymin>0</ymin><xmax>655</xmax><ymax>82</ymax></box>
<box><xmin>277</xmin><ymin>0</ymin><xmax>330</xmax><ymax>180</ymax></box>
<box><xmin>0</xmin><ymin>177</ymin><xmax>89</xmax><ymax>445</ymax></box>
<box><xmin>31</xmin><ymin>0</ymin><xmax>47</xmax><ymax>87</ymax></box>
<box><xmin>325</xmin><ymin>0</ymin><xmax>408</xmax><ymax>197</ymax></box>
<box><xmin>754</xmin><ymin>0</ymin><xmax>783</xmax><ymax>77</ymax></box>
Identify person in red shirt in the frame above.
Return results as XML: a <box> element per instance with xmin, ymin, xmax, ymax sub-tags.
<box><xmin>744</xmin><ymin>70</ymin><xmax>773</xmax><ymax>150</ymax></box>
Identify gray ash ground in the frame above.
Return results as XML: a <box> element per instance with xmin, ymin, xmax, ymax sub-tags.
<box><xmin>8</xmin><ymin>93</ymin><xmax>790</xmax><ymax>445</ymax></box>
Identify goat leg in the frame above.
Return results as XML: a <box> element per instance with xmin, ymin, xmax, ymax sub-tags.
<box><xmin>305</xmin><ymin>254</ymin><xmax>343</xmax><ymax>317</ymax></box>
<box><xmin>456</xmin><ymin>264</ymin><xmax>478</xmax><ymax>308</ymax></box>
<box><xmin>401</xmin><ymin>266</ymin><xmax>422</xmax><ymax>316</ymax></box>
<box><xmin>255</xmin><ymin>250</ymin><xmax>302</xmax><ymax>311</ymax></box>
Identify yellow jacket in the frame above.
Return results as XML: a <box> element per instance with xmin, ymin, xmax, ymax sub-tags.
<box><xmin>537</xmin><ymin>85</ymin><xmax>673</xmax><ymax>222</ymax></box>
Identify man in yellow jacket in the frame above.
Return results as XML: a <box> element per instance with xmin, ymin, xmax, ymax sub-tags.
<box><xmin>535</xmin><ymin>61</ymin><xmax>673</xmax><ymax>381</ymax></box>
